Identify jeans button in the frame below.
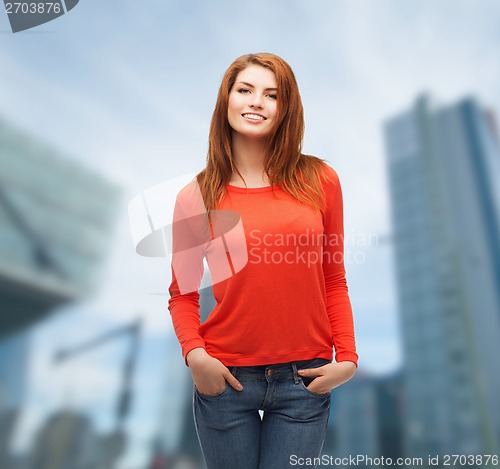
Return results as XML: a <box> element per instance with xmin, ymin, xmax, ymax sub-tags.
<box><xmin>267</xmin><ymin>369</ymin><xmax>273</xmax><ymax>376</ymax></box>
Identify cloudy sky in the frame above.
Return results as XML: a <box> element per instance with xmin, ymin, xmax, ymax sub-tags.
<box><xmin>1</xmin><ymin>0</ymin><xmax>499</xmax><ymax>467</ymax></box>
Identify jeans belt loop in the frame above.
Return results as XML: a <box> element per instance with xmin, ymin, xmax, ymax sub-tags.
<box><xmin>291</xmin><ymin>363</ymin><xmax>300</xmax><ymax>384</ymax></box>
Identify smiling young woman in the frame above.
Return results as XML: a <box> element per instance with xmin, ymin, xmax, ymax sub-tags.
<box><xmin>168</xmin><ymin>53</ymin><xmax>358</xmax><ymax>469</ymax></box>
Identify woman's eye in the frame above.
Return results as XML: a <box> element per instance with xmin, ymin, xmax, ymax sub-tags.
<box><xmin>268</xmin><ymin>94</ymin><xmax>277</xmax><ymax>100</ymax></box>
<box><xmin>238</xmin><ymin>88</ymin><xmax>250</xmax><ymax>94</ymax></box>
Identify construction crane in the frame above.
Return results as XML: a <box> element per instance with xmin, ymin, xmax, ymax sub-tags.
<box><xmin>53</xmin><ymin>317</ymin><xmax>142</xmax><ymax>468</ymax></box>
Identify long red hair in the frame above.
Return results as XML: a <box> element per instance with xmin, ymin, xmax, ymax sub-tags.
<box><xmin>196</xmin><ymin>53</ymin><xmax>333</xmax><ymax>213</ymax></box>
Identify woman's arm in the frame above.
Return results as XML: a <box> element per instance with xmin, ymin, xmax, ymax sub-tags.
<box><xmin>299</xmin><ymin>166</ymin><xmax>359</xmax><ymax>394</ymax></box>
<box><xmin>168</xmin><ymin>185</ymin><xmax>208</xmax><ymax>366</ymax></box>
<box><xmin>321</xmin><ymin>164</ymin><xmax>359</xmax><ymax>367</ymax></box>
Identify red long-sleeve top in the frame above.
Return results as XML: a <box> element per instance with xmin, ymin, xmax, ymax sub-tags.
<box><xmin>168</xmin><ymin>163</ymin><xmax>358</xmax><ymax>368</ymax></box>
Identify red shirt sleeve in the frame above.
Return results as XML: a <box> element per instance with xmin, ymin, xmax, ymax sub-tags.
<box><xmin>321</xmin><ymin>165</ymin><xmax>359</xmax><ymax>367</ymax></box>
<box><xmin>167</xmin><ymin>184</ymin><xmax>208</xmax><ymax>367</ymax></box>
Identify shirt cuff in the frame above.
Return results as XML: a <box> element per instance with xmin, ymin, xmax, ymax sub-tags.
<box><xmin>335</xmin><ymin>352</ymin><xmax>359</xmax><ymax>368</ymax></box>
<box><xmin>183</xmin><ymin>341</ymin><xmax>207</xmax><ymax>367</ymax></box>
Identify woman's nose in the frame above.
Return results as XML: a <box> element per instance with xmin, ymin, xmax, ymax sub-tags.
<box><xmin>249</xmin><ymin>94</ymin><xmax>264</xmax><ymax>108</ymax></box>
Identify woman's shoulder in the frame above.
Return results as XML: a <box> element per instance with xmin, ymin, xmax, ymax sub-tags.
<box><xmin>301</xmin><ymin>154</ymin><xmax>340</xmax><ymax>187</ymax></box>
<box><xmin>175</xmin><ymin>176</ymin><xmax>206</xmax><ymax>216</ymax></box>
<box><xmin>320</xmin><ymin>161</ymin><xmax>340</xmax><ymax>184</ymax></box>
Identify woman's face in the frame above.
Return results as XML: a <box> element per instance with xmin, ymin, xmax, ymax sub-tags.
<box><xmin>227</xmin><ymin>65</ymin><xmax>278</xmax><ymax>141</ymax></box>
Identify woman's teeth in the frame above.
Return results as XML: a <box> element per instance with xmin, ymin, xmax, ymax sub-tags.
<box><xmin>242</xmin><ymin>114</ymin><xmax>265</xmax><ymax>121</ymax></box>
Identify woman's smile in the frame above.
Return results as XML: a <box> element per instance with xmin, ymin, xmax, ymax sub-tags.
<box><xmin>241</xmin><ymin>112</ymin><xmax>267</xmax><ymax>122</ymax></box>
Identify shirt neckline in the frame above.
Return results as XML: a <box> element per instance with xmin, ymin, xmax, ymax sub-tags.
<box><xmin>226</xmin><ymin>184</ymin><xmax>277</xmax><ymax>193</ymax></box>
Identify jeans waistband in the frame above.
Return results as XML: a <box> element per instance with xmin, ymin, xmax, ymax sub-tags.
<box><xmin>228</xmin><ymin>358</ymin><xmax>331</xmax><ymax>383</ymax></box>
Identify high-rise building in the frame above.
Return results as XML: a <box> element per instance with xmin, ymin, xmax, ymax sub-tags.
<box><xmin>25</xmin><ymin>410</ymin><xmax>99</xmax><ymax>469</ymax></box>
<box><xmin>329</xmin><ymin>370</ymin><xmax>404</xmax><ymax>466</ymax></box>
<box><xmin>384</xmin><ymin>95</ymin><xmax>500</xmax><ymax>459</ymax></box>
<box><xmin>330</xmin><ymin>371</ymin><xmax>379</xmax><ymax>461</ymax></box>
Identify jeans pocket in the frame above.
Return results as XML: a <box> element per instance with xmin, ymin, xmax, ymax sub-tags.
<box><xmin>297</xmin><ymin>358</ymin><xmax>331</xmax><ymax>398</ymax></box>
<box><xmin>195</xmin><ymin>381</ymin><xmax>229</xmax><ymax>398</ymax></box>
<box><xmin>298</xmin><ymin>378</ymin><xmax>331</xmax><ymax>398</ymax></box>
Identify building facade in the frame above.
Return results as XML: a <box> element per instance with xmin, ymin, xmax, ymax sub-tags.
<box><xmin>384</xmin><ymin>95</ymin><xmax>500</xmax><ymax>460</ymax></box>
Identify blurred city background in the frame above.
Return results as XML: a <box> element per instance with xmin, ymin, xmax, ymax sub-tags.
<box><xmin>0</xmin><ymin>1</ymin><xmax>499</xmax><ymax>468</ymax></box>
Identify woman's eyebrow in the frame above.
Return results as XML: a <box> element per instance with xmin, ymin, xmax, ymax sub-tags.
<box><xmin>236</xmin><ymin>81</ymin><xmax>277</xmax><ymax>91</ymax></box>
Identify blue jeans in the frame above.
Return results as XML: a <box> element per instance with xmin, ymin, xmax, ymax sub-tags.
<box><xmin>193</xmin><ymin>357</ymin><xmax>331</xmax><ymax>469</ymax></box>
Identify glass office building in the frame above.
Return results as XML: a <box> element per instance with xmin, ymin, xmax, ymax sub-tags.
<box><xmin>384</xmin><ymin>95</ymin><xmax>500</xmax><ymax>460</ymax></box>
<box><xmin>0</xmin><ymin>117</ymin><xmax>122</xmax><ymax>339</ymax></box>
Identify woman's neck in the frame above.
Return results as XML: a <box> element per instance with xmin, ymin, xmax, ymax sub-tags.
<box><xmin>230</xmin><ymin>133</ymin><xmax>270</xmax><ymax>187</ymax></box>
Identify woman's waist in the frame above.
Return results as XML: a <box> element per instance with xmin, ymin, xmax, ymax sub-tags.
<box><xmin>228</xmin><ymin>357</ymin><xmax>331</xmax><ymax>381</ymax></box>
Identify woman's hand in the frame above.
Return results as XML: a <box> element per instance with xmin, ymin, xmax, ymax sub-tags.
<box><xmin>187</xmin><ymin>348</ymin><xmax>243</xmax><ymax>396</ymax></box>
<box><xmin>298</xmin><ymin>361</ymin><xmax>356</xmax><ymax>395</ymax></box>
